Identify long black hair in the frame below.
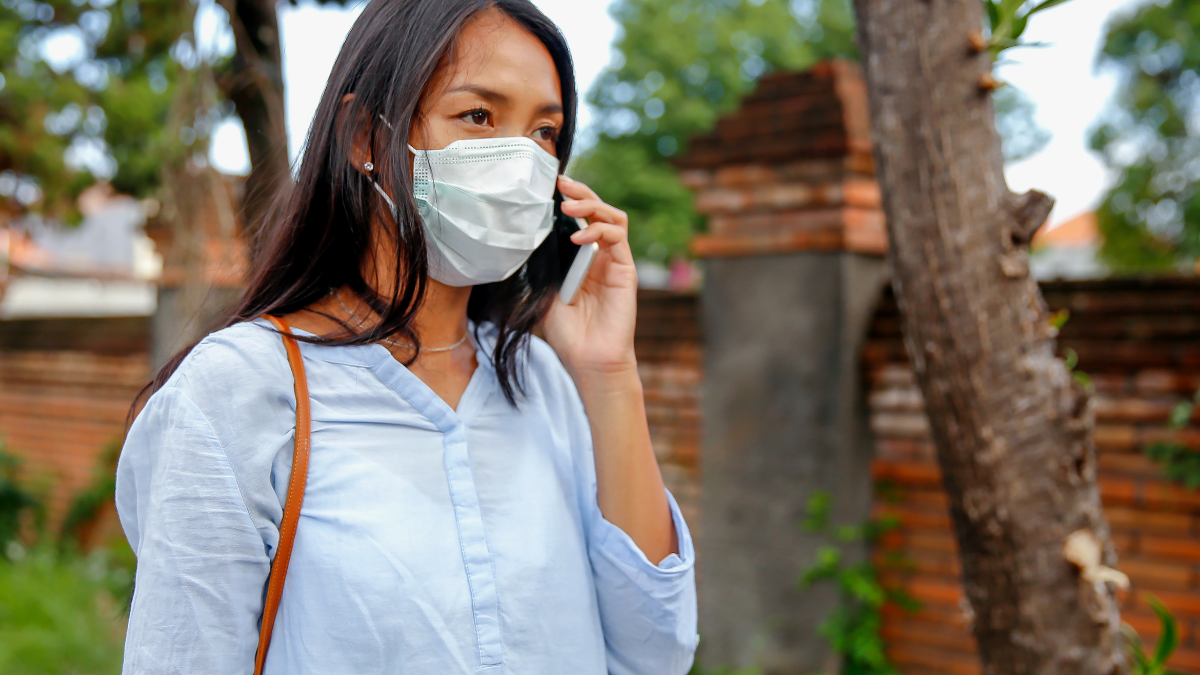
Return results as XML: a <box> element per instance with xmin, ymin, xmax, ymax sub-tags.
<box><xmin>144</xmin><ymin>0</ymin><xmax>577</xmax><ymax>406</ymax></box>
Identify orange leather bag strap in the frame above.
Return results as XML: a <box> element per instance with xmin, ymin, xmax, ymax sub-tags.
<box><xmin>254</xmin><ymin>316</ymin><xmax>312</xmax><ymax>675</ymax></box>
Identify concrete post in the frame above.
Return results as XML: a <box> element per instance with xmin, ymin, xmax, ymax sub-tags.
<box><xmin>677</xmin><ymin>60</ymin><xmax>889</xmax><ymax>673</ymax></box>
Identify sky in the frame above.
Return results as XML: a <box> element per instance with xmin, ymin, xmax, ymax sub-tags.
<box><xmin>208</xmin><ymin>0</ymin><xmax>1151</xmax><ymax>228</ymax></box>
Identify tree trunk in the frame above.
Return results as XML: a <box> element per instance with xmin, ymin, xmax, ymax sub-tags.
<box><xmin>850</xmin><ymin>1</ymin><xmax>1126</xmax><ymax>673</ymax></box>
<box><xmin>216</xmin><ymin>0</ymin><xmax>290</xmax><ymax>264</ymax></box>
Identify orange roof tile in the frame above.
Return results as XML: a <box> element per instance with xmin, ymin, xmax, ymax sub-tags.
<box><xmin>1032</xmin><ymin>211</ymin><xmax>1098</xmax><ymax>249</ymax></box>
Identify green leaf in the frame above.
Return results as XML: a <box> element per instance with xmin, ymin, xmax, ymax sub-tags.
<box><xmin>841</xmin><ymin>567</ymin><xmax>886</xmax><ymax>606</ymax></box>
<box><xmin>984</xmin><ymin>0</ymin><xmax>1000</xmax><ymax>31</ymax></box>
<box><xmin>802</xmin><ymin>490</ymin><xmax>832</xmax><ymax>532</ymax></box>
<box><xmin>998</xmin><ymin>0</ymin><xmax>1026</xmax><ymax>18</ymax></box>
<box><xmin>1026</xmin><ymin>0</ymin><xmax>1073</xmax><ymax>17</ymax></box>
<box><xmin>1010</xmin><ymin>13</ymin><xmax>1030</xmax><ymax>41</ymax></box>
<box><xmin>1168</xmin><ymin>401</ymin><xmax>1194</xmax><ymax>429</ymax></box>
<box><xmin>799</xmin><ymin>545</ymin><xmax>842</xmax><ymax>588</ymax></box>
<box><xmin>1048</xmin><ymin>308</ymin><xmax>1070</xmax><ymax>331</ymax></box>
<box><xmin>836</xmin><ymin>524</ymin><xmax>862</xmax><ymax>542</ymax></box>
<box><xmin>1063</xmin><ymin>347</ymin><xmax>1079</xmax><ymax>371</ymax></box>
<box><xmin>1122</xmin><ymin>623</ymin><xmax>1151</xmax><ymax>668</ymax></box>
<box><xmin>1146</xmin><ymin>594</ymin><xmax>1179</xmax><ymax>667</ymax></box>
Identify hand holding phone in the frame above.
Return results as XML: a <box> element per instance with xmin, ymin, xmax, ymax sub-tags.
<box><xmin>559</xmin><ymin>214</ymin><xmax>598</xmax><ymax>305</ymax></box>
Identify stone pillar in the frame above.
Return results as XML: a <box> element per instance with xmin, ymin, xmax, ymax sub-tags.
<box><xmin>677</xmin><ymin>60</ymin><xmax>889</xmax><ymax>673</ymax></box>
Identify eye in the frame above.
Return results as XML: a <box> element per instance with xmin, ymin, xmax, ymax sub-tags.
<box><xmin>460</xmin><ymin>108</ymin><xmax>491</xmax><ymax>126</ymax></box>
<box><xmin>535</xmin><ymin>126</ymin><xmax>559</xmax><ymax>143</ymax></box>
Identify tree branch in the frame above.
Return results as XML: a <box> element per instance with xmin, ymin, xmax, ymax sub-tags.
<box><xmin>1009</xmin><ymin>189</ymin><xmax>1055</xmax><ymax>247</ymax></box>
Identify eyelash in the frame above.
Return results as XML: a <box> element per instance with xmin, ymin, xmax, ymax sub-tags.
<box><xmin>458</xmin><ymin>107</ymin><xmax>559</xmax><ymax>143</ymax></box>
<box><xmin>460</xmin><ymin>107</ymin><xmax>491</xmax><ymax>126</ymax></box>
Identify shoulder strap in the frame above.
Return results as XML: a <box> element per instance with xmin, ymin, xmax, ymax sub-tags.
<box><xmin>254</xmin><ymin>316</ymin><xmax>312</xmax><ymax>675</ymax></box>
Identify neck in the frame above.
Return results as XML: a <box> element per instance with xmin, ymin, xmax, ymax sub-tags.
<box><xmin>357</xmin><ymin>223</ymin><xmax>472</xmax><ymax>348</ymax></box>
<box><xmin>411</xmin><ymin>279</ymin><xmax>472</xmax><ymax>346</ymax></box>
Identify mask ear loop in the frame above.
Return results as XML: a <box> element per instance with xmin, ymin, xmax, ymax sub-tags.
<box><xmin>366</xmin><ymin>114</ymin><xmax>434</xmax><ymax>219</ymax></box>
<box><xmin>367</xmin><ymin>114</ymin><xmax>398</xmax><ymax>216</ymax></box>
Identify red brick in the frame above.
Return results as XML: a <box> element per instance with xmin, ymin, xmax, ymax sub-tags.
<box><xmin>1135</xmin><ymin>370</ymin><xmax>1188</xmax><ymax>395</ymax></box>
<box><xmin>1132</xmin><ymin>588</ymin><xmax>1200</xmax><ymax>621</ymax></box>
<box><xmin>886</xmin><ymin>643</ymin><xmax>982</xmax><ymax>675</ymax></box>
<box><xmin>904</xmin><ymin>575</ymin><xmax>966</xmax><ymax>607</ymax></box>
<box><xmin>873</xmin><ymin>459</ymin><xmax>943</xmax><ymax>487</ymax></box>
<box><xmin>902</xmin><ymin>488</ymin><xmax>951</xmax><ymax>510</ymax></box>
<box><xmin>1168</xmin><ymin>646</ymin><xmax>1200</xmax><ymax>671</ymax></box>
<box><xmin>1119</xmin><ymin>558</ymin><xmax>1193</xmax><ymax>589</ymax></box>
<box><xmin>1105</xmin><ymin>505</ymin><xmax>1192</xmax><ymax>535</ymax></box>
<box><xmin>875</xmin><ymin>504</ymin><xmax>953</xmax><ymax>531</ymax></box>
<box><xmin>875</xmin><ymin>438</ymin><xmax>935</xmax><ymax>461</ymax></box>
<box><xmin>1144</xmin><ymin>480</ymin><xmax>1200</xmax><ymax>511</ymax></box>
<box><xmin>1143</xmin><ymin>427</ymin><xmax>1200</xmax><ymax>450</ymax></box>
<box><xmin>1088</xmin><ymin>372</ymin><xmax>1132</xmax><ymax>394</ymax></box>
<box><xmin>882</xmin><ymin>622</ymin><xmax>975</xmax><ymax>655</ymax></box>
<box><xmin>1098</xmin><ymin>475</ymin><xmax>1140</xmax><ymax>506</ymax></box>
<box><xmin>1140</xmin><ymin>535</ymin><xmax>1200</xmax><ymax>563</ymax></box>
<box><xmin>1098</xmin><ymin>452</ymin><xmax>1161</xmax><ymax>476</ymax></box>
<box><xmin>1095</xmin><ymin>396</ymin><xmax>1177</xmax><ymax>423</ymax></box>
<box><xmin>1093</xmin><ymin>424</ymin><xmax>1139</xmax><ymax>453</ymax></box>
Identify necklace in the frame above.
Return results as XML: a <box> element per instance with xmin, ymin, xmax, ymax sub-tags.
<box><xmin>333</xmin><ymin>292</ymin><xmax>469</xmax><ymax>354</ymax></box>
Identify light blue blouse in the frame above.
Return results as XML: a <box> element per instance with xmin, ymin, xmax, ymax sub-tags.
<box><xmin>115</xmin><ymin>319</ymin><xmax>697</xmax><ymax>675</ymax></box>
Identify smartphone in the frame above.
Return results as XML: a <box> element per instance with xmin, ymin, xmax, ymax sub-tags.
<box><xmin>555</xmin><ymin>199</ymin><xmax>599</xmax><ymax>305</ymax></box>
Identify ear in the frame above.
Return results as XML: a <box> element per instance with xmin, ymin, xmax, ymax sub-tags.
<box><xmin>340</xmin><ymin>93</ymin><xmax>374</xmax><ymax>175</ymax></box>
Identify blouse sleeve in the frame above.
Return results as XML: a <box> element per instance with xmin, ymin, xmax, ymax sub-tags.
<box><xmin>115</xmin><ymin>385</ymin><xmax>272</xmax><ymax>674</ymax></box>
<box><xmin>525</xmin><ymin>330</ymin><xmax>698</xmax><ymax>675</ymax></box>
<box><xmin>586</xmin><ymin>486</ymin><xmax>699</xmax><ymax>675</ymax></box>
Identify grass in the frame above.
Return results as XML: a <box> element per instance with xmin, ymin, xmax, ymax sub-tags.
<box><xmin>0</xmin><ymin>542</ymin><xmax>129</xmax><ymax>674</ymax></box>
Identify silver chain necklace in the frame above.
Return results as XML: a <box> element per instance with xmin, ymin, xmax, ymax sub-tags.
<box><xmin>333</xmin><ymin>292</ymin><xmax>469</xmax><ymax>354</ymax></box>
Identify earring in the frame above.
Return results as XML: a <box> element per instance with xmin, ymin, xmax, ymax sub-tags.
<box><xmin>363</xmin><ymin>161</ymin><xmax>374</xmax><ymax>172</ymax></box>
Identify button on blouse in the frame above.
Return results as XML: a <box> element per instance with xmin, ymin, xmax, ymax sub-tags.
<box><xmin>115</xmin><ymin>320</ymin><xmax>697</xmax><ymax>674</ymax></box>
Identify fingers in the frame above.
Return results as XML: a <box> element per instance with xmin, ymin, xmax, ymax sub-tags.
<box><xmin>557</xmin><ymin>175</ymin><xmax>600</xmax><ymax>201</ymax></box>
<box><xmin>570</xmin><ymin>221</ymin><xmax>634</xmax><ymax>266</ymax></box>
<box><xmin>560</xmin><ymin>198</ymin><xmax>628</xmax><ymax>228</ymax></box>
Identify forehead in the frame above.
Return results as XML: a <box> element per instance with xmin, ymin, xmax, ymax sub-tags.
<box><xmin>434</xmin><ymin>10</ymin><xmax>561</xmax><ymax>104</ymax></box>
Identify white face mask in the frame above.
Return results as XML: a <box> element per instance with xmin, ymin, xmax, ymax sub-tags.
<box><xmin>369</xmin><ymin>135</ymin><xmax>559</xmax><ymax>287</ymax></box>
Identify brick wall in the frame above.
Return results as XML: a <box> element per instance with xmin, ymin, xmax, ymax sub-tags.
<box><xmin>0</xmin><ymin>296</ymin><xmax>702</xmax><ymax>540</ymax></box>
<box><xmin>635</xmin><ymin>290</ymin><xmax>702</xmax><ymax>534</ymax></box>
<box><xmin>16</xmin><ymin>281</ymin><xmax>1200</xmax><ymax>675</ymax></box>
<box><xmin>634</xmin><ymin>278</ymin><xmax>1200</xmax><ymax>673</ymax></box>
<box><xmin>866</xmin><ymin>277</ymin><xmax>1200</xmax><ymax>674</ymax></box>
<box><xmin>0</xmin><ymin>317</ymin><xmax>150</xmax><ymax>530</ymax></box>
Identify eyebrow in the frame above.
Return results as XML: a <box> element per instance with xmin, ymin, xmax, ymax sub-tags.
<box><xmin>446</xmin><ymin>83</ymin><xmax>563</xmax><ymax>116</ymax></box>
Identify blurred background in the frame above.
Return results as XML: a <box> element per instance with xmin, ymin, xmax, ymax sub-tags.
<box><xmin>1</xmin><ymin>0</ymin><xmax>1199</xmax><ymax>672</ymax></box>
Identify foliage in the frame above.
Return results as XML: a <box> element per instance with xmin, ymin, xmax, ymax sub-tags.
<box><xmin>0</xmin><ymin>444</ymin><xmax>41</xmax><ymax>547</ymax></box>
<box><xmin>797</xmin><ymin>489</ymin><xmax>916</xmax><ymax>675</ymax></box>
<box><xmin>1145</xmin><ymin>388</ymin><xmax>1200</xmax><ymax>489</ymax></box>
<box><xmin>0</xmin><ymin>0</ymin><xmax>204</xmax><ymax>221</ymax></box>
<box><xmin>981</xmin><ymin>0</ymin><xmax>1071</xmax><ymax>59</ymax></box>
<box><xmin>1124</xmin><ymin>593</ymin><xmax>1187</xmax><ymax>675</ymax></box>
<box><xmin>0</xmin><ymin>545</ymin><xmax>127</xmax><ymax>673</ymax></box>
<box><xmin>572</xmin><ymin>0</ymin><xmax>857</xmax><ymax>262</ymax></box>
<box><xmin>575</xmin><ymin>0</ymin><xmax>1052</xmax><ymax>261</ymax></box>
<box><xmin>1060</xmin><ymin>346</ymin><xmax>1093</xmax><ymax>389</ymax></box>
<box><xmin>58</xmin><ymin>437</ymin><xmax>137</xmax><ymax>608</ymax></box>
<box><xmin>61</xmin><ymin>439</ymin><xmax>119</xmax><ymax>544</ymax></box>
<box><xmin>0</xmin><ymin>436</ymin><xmax>132</xmax><ymax>674</ymax></box>
<box><xmin>1090</xmin><ymin>0</ymin><xmax>1200</xmax><ymax>272</ymax></box>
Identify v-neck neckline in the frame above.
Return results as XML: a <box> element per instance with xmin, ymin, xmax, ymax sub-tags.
<box><xmin>279</xmin><ymin>322</ymin><xmax>495</xmax><ymax>423</ymax></box>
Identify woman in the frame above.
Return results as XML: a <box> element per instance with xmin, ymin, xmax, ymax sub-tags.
<box><xmin>115</xmin><ymin>0</ymin><xmax>697</xmax><ymax>673</ymax></box>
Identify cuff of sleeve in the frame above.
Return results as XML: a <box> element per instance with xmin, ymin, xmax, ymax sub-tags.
<box><xmin>591</xmin><ymin>488</ymin><xmax>696</xmax><ymax>581</ymax></box>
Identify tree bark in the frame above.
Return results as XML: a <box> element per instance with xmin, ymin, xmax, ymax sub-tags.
<box><xmin>216</xmin><ymin>0</ymin><xmax>290</xmax><ymax>265</ymax></box>
<box><xmin>850</xmin><ymin>1</ymin><xmax>1126</xmax><ymax>673</ymax></box>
